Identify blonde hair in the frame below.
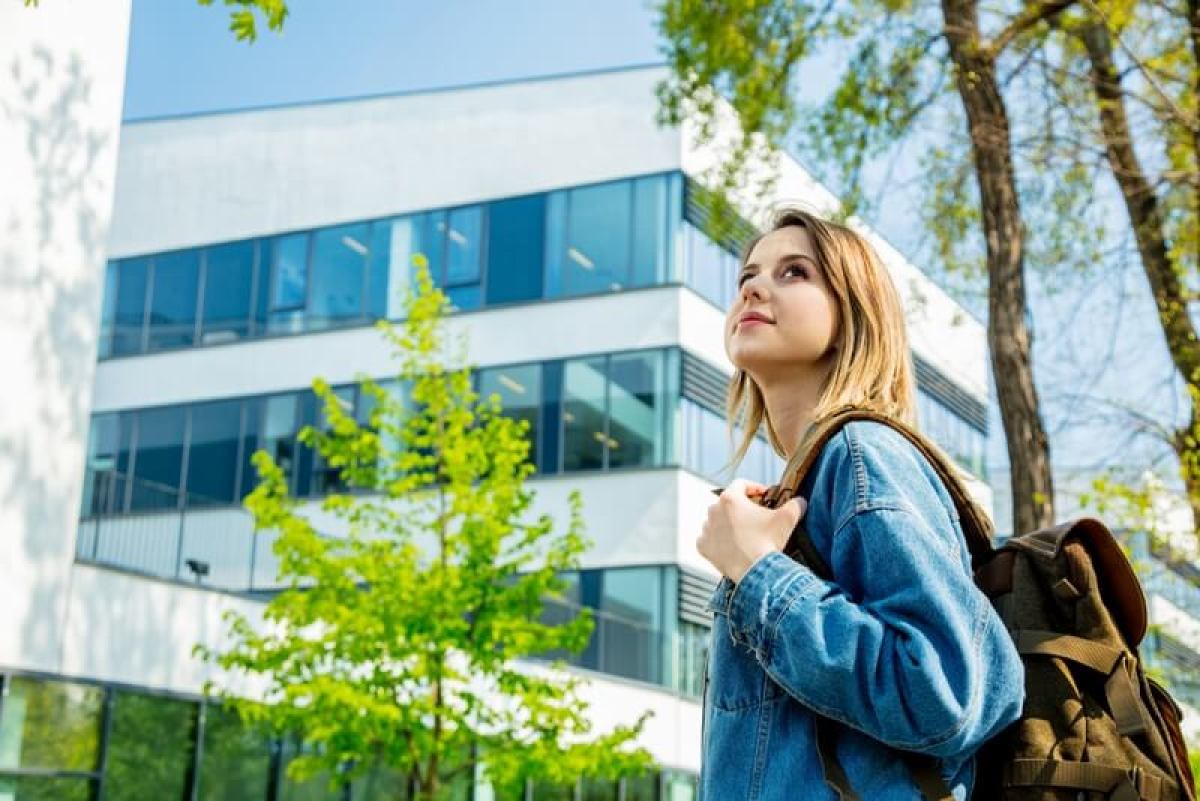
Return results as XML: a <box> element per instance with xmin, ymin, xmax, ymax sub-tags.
<box><xmin>724</xmin><ymin>207</ymin><xmax>918</xmax><ymax>471</ymax></box>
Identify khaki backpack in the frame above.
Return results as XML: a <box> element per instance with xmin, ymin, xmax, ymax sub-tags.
<box><xmin>748</xmin><ymin>406</ymin><xmax>1197</xmax><ymax>801</ymax></box>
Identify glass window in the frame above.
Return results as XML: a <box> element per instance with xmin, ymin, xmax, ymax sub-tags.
<box><xmin>197</xmin><ymin>705</ymin><xmax>271</xmax><ymax>801</ymax></box>
<box><xmin>260</xmin><ymin>393</ymin><xmax>300</xmax><ymax>492</ymax></box>
<box><xmin>0</xmin><ymin>776</ymin><xmax>95</xmax><ymax>800</ymax></box>
<box><xmin>698</xmin><ymin>409</ymin><xmax>732</xmax><ymax>482</ymax></box>
<box><xmin>81</xmin><ymin>413</ymin><xmax>121</xmax><ymax>517</ymax></box>
<box><xmin>186</xmin><ymin>400</ymin><xmax>243</xmax><ymax>507</ymax></box>
<box><xmin>562</xmin><ymin>356</ymin><xmax>607</xmax><ymax>471</ymax></box>
<box><xmin>269</xmin><ymin>233</ymin><xmax>310</xmax><ymax>334</ymax></box>
<box><xmin>309</xmin><ymin>223</ymin><xmax>370</xmax><ymax>330</ymax></box>
<box><xmin>443</xmin><ymin>206</ymin><xmax>484</xmax><ymax>311</ymax></box>
<box><xmin>130</xmin><ymin>405</ymin><xmax>187</xmax><ymax>511</ymax></box>
<box><xmin>147</xmin><ymin>249</ymin><xmax>200</xmax><ymax>351</ymax></box>
<box><xmin>0</xmin><ymin>676</ymin><xmax>104</xmax><ymax>772</ymax></box>
<box><xmin>238</xmin><ymin>397</ymin><xmax>263</xmax><ymax>502</ymax></box>
<box><xmin>112</xmin><ymin>257</ymin><xmax>150</xmax><ymax>356</ymax></box>
<box><xmin>632</xmin><ymin>174</ymin><xmax>669</xmax><ymax>288</ymax></box>
<box><xmin>623</xmin><ymin>773</ymin><xmax>658</xmax><ymax>801</ymax></box>
<box><xmin>485</xmin><ymin>194</ymin><xmax>545</xmax><ymax>305</ymax></box>
<box><xmin>104</xmin><ymin>691</ymin><xmax>197</xmax><ymax>801</ymax></box>
<box><xmin>581</xmin><ymin>777</ymin><xmax>619</xmax><ymax>801</ymax></box>
<box><xmin>560</xmin><ymin>181</ymin><xmax>633</xmax><ymax>297</ymax></box>
<box><xmin>312</xmin><ymin>385</ymin><xmax>356</xmax><ymax>495</ymax></box>
<box><xmin>99</xmin><ymin>261</ymin><xmax>119</xmax><ymax>358</ymax></box>
<box><xmin>278</xmin><ymin>736</ymin><xmax>342</xmax><ymax>801</ymax></box>
<box><xmin>201</xmin><ymin>240</ymin><xmax>255</xmax><ymax>345</ymax></box>
<box><xmin>664</xmin><ymin>770</ymin><xmax>697</xmax><ymax>801</ymax></box>
<box><xmin>531</xmin><ymin>780</ymin><xmax>575</xmax><ymax>801</ymax></box>
<box><xmin>478</xmin><ymin>363</ymin><xmax>541</xmax><ymax>473</ymax></box>
<box><xmin>600</xmin><ymin>567</ymin><xmax>663</xmax><ymax>682</ymax></box>
<box><xmin>350</xmin><ymin>760</ymin><xmax>412</xmax><ymax>801</ymax></box>
<box><xmin>607</xmin><ymin>351</ymin><xmax>665</xmax><ymax>469</ymax></box>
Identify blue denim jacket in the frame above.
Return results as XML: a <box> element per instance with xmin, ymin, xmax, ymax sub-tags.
<box><xmin>699</xmin><ymin>420</ymin><xmax>1024</xmax><ymax>800</ymax></box>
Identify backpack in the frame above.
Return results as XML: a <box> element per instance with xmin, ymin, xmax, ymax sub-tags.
<box><xmin>750</xmin><ymin>405</ymin><xmax>1197</xmax><ymax>801</ymax></box>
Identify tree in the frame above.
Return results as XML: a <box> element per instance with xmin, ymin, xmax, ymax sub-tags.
<box><xmin>196</xmin><ymin>255</ymin><xmax>656</xmax><ymax>801</ymax></box>
<box><xmin>20</xmin><ymin>0</ymin><xmax>288</xmax><ymax>42</ymax></box>
<box><xmin>654</xmin><ymin>0</ymin><xmax>1078</xmax><ymax>534</ymax></box>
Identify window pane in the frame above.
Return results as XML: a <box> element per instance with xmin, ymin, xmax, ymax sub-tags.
<box><xmin>130</xmin><ymin>406</ymin><xmax>186</xmax><ymax>511</ymax></box>
<box><xmin>632</xmin><ymin>174</ymin><xmax>668</xmax><ymax>287</ymax></box>
<box><xmin>81</xmin><ymin>413</ymin><xmax>120</xmax><ymax>517</ymax></box>
<box><xmin>623</xmin><ymin>773</ymin><xmax>657</xmax><ymax>801</ymax></box>
<box><xmin>562</xmin><ymin>357</ymin><xmax>607</xmax><ymax>471</ymax></box>
<box><xmin>147</xmin><ymin>249</ymin><xmax>200</xmax><ymax>351</ymax></box>
<box><xmin>260</xmin><ymin>393</ymin><xmax>299</xmax><ymax>491</ymax></box>
<box><xmin>269</xmin><ymin>233</ymin><xmax>310</xmax><ymax>334</ymax></box>
<box><xmin>186</xmin><ymin>399</ymin><xmax>242</xmax><ymax>507</ymax></box>
<box><xmin>278</xmin><ymin>736</ymin><xmax>341</xmax><ymax>801</ymax></box>
<box><xmin>312</xmin><ymin>386</ymin><xmax>356</xmax><ymax>495</ymax></box>
<box><xmin>562</xmin><ymin>181</ymin><xmax>632</xmax><ymax>296</ymax></box>
<box><xmin>416</xmin><ymin>211</ymin><xmax>446</xmax><ymax>287</ymax></box>
<box><xmin>581</xmin><ymin>777</ymin><xmax>619</xmax><ymax>801</ymax></box>
<box><xmin>198</xmin><ymin>705</ymin><xmax>271</xmax><ymax>801</ymax></box>
<box><xmin>202</xmin><ymin>240</ymin><xmax>255</xmax><ymax>344</ymax></box>
<box><xmin>531</xmin><ymin>781</ymin><xmax>575</xmax><ymax>801</ymax></box>
<box><xmin>112</xmin><ymin>257</ymin><xmax>149</xmax><ymax>356</ymax></box>
<box><xmin>309</xmin><ymin>223</ymin><xmax>369</xmax><ymax>330</ymax></box>
<box><xmin>485</xmin><ymin>194</ymin><xmax>545</xmax><ymax>305</ymax></box>
<box><xmin>104</xmin><ymin>691</ymin><xmax>197</xmax><ymax>801</ymax></box>
<box><xmin>0</xmin><ymin>776</ymin><xmax>95</xmax><ymax>801</ymax></box>
<box><xmin>99</xmin><ymin>261</ymin><xmax>118</xmax><ymax>358</ymax></box>
<box><xmin>350</xmin><ymin>761</ymin><xmax>412</xmax><ymax>801</ymax></box>
<box><xmin>238</xmin><ymin>397</ymin><xmax>263</xmax><ymax>502</ymax></box>
<box><xmin>478</xmin><ymin>364</ymin><xmax>541</xmax><ymax>473</ymax></box>
<box><xmin>607</xmin><ymin>351</ymin><xmax>664</xmax><ymax>469</ymax></box>
<box><xmin>445</xmin><ymin>206</ymin><xmax>483</xmax><ymax>286</ymax></box>
<box><xmin>0</xmin><ymin>676</ymin><xmax>103</xmax><ymax>771</ymax></box>
<box><xmin>601</xmin><ymin>567</ymin><xmax>662</xmax><ymax>682</ymax></box>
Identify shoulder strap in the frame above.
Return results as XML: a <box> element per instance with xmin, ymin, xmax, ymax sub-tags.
<box><xmin>765</xmin><ymin>404</ymin><xmax>995</xmax><ymax>569</ymax></box>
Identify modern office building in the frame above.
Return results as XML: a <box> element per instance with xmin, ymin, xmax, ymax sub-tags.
<box><xmin>3</xmin><ymin>14</ymin><xmax>1196</xmax><ymax>797</ymax></box>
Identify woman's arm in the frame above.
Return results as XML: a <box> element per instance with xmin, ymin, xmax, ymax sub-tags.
<box><xmin>714</xmin><ymin>504</ymin><xmax>1024</xmax><ymax>758</ymax></box>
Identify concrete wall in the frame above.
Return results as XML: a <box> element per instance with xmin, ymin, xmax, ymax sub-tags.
<box><xmin>0</xmin><ymin>0</ymin><xmax>132</xmax><ymax>674</ymax></box>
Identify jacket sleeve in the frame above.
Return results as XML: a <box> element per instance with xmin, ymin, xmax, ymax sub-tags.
<box><xmin>716</xmin><ymin>504</ymin><xmax>1024</xmax><ymax>758</ymax></box>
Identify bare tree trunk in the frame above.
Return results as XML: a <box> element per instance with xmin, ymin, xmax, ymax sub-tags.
<box><xmin>941</xmin><ymin>0</ymin><xmax>1057</xmax><ymax>533</ymax></box>
<box><xmin>1078</xmin><ymin>17</ymin><xmax>1200</xmax><ymax>538</ymax></box>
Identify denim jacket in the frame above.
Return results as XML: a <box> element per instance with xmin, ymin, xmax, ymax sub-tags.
<box><xmin>698</xmin><ymin>420</ymin><xmax>1024</xmax><ymax>800</ymax></box>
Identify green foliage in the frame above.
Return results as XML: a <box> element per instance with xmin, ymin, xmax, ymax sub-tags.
<box><xmin>196</xmin><ymin>255</ymin><xmax>655</xmax><ymax>800</ymax></box>
<box><xmin>195</xmin><ymin>0</ymin><xmax>287</xmax><ymax>42</ymax></box>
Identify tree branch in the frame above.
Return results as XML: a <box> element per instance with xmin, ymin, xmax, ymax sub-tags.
<box><xmin>988</xmin><ymin>0</ymin><xmax>1078</xmax><ymax>58</ymax></box>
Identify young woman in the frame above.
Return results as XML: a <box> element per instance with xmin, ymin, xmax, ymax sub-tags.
<box><xmin>695</xmin><ymin>208</ymin><xmax>1024</xmax><ymax>800</ymax></box>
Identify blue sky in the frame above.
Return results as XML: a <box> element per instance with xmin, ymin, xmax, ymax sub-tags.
<box><xmin>121</xmin><ymin>0</ymin><xmax>1186</xmax><ymax>530</ymax></box>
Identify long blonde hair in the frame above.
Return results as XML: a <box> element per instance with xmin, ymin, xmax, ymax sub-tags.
<box><xmin>725</xmin><ymin>207</ymin><xmax>917</xmax><ymax>470</ymax></box>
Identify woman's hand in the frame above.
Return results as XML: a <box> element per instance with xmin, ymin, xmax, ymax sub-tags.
<box><xmin>697</xmin><ymin>478</ymin><xmax>808</xmax><ymax>583</ymax></box>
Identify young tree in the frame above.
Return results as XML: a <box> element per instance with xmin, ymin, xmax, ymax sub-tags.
<box><xmin>21</xmin><ymin>0</ymin><xmax>288</xmax><ymax>42</ymax></box>
<box><xmin>655</xmin><ymin>0</ymin><xmax>1075</xmax><ymax>534</ymax></box>
<box><xmin>197</xmin><ymin>255</ymin><xmax>656</xmax><ymax>800</ymax></box>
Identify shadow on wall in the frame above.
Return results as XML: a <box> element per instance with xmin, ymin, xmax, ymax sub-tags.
<box><xmin>0</xmin><ymin>44</ymin><xmax>111</xmax><ymax>669</ymax></box>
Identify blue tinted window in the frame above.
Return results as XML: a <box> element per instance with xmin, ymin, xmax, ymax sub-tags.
<box><xmin>130</xmin><ymin>406</ymin><xmax>186</xmax><ymax>511</ymax></box>
<box><xmin>309</xmin><ymin>223</ymin><xmax>369</xmax><ymax>329</ymax></box>
<box><xmin>112</xmin><ymin>257</ymin><xmax>149</xmax><ymax>356</ymax></box>
<box><xmin>201</xmin><ymin>241</ymin><xmax>255</xmax><ymax>345</ymax></box>
<box><xmin>99</xmin><ymin>262</ymin><xmax>118</xmax><ymax>358</ymax></box>
<box><xmin>478</xmin><ymin>363</ymin><xmax>541</xmax><ymax>473</ymax></box>
<box><xmin>147</xmin><ymin>250</ymin><xmax>200</xmax><ymax>351</ymax></box>
<box><xmin>445</xmin><ymin>206</ymin><xmax>483</xmax><ymax>285</ymax></box>
<box><xmin>186</xmin><ymin>400</ymin><xmax>242</xmax><ymax>507</ymax></box>
<box><xmin>562</xmin><ymin>356</ymin><xmax>607</xmax><ymax>471</ymax></box>
<box><xmin>260</xmin><ymin>393</ymin><xmax>299</xmax><ymax>491</ymax></box>
<box><xmin>485</xmin><ymin>194</ymin><xmax>545</xmax><ymax>305</ymax></box>
<box><xmin>238</xmin><ymin>397</ymin><xmax>262</xmax><ymax>502</ymax></box>
<box><xmin>312</xmin><ymin>385</ymin><xmax>356</xmax><ymax>495</ymax></box>
<box><xmin>415</xmin><ymin>211</ymin><xmax>446</xmax><ymax>286</ymax></box>
<box><xmin>607</xmin><ymin>351</ymin><xmax>665</xmax><ymax>469</ymax></box>
<box><xmin>269</xmin><ymin>233</ymin><xmax>309</xmax><ymax>312</ymax></box>
<box><xmin>367</xmin><ymin>219</ymin><xmax>396</xmax><ymax>320</ymax></box>
<box><xmin>632</xmin><ymin>175</ymin><xmax>669</xmax><ymax>288</ymax></box>
<box><xmin>561</xmin><ymin>181</ymin><xmax>632</xmax><ymax>296</ymax></box>
<box><xmin>82</xmin><ymin>413</ymin><xmax>120</xmax><ymax>516</ymax></box>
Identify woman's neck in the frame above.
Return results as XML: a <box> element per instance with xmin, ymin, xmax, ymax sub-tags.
<box><xmin>758</xmin><ymin>375</ymin><xmax>823</xmax><ymax>461</ymax></box>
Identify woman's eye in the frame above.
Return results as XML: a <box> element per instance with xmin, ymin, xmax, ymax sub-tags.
<box><xmin>786</xmin><ymin>264</ymin><xmax>808</xmax><ymax>279</ymax></box>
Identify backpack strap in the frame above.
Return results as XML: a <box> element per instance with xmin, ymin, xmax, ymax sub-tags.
<box><xmin>769</xmin><ymin>405</ymin><xmax>995</xmax><ymax>569</ymax></box>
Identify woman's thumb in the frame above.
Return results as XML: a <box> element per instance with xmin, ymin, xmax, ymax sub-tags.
<box><xmin>783</xmin><ymin>496</ymin><xmax>808</xmax><ymax>521</ymax></box>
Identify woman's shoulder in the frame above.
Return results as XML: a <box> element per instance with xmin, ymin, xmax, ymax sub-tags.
<box><xmin>805</xmin><ymin>418</ymin><xmax>955</xmax><ymax>531</ymax></box>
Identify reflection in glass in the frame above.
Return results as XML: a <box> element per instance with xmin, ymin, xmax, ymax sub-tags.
<box><xmin>148</xmin><ymin>249</ymin><xmax>200</xmax><ymax>350</ymax></box>
<box><xmin>478</xmin><ymin>363</ymin><xmax>541</xmax><ymax>472</ymax></box>
<box><xmin>186</xmin><ymin>399</ymin><xmax>242</xmax><ymax>506</ymax></box>
<box><xmin>0</xmin><ymin>677</ymin><xmax>103</xmax><ymax>771</ymax></box>
<box><xmin>0</xmin><ymin>776</ymin><xmax>94</xmax><ymax>800</ymax></box>
<box><xmin>197</xmin><ymin>705</ymin><xmax>271</xmax><ymax>801</ymax></box>
<box><xmin>607</xmin><ymin>351</ymin><xmax>662</xmax><ymax>469</ymax></box>
<box><xmin>269</xmin><ymin>233</ymin><xmax>310</xmax><ymax>333</ymax></box>
<box><xmin>112</xmin><ymin>257</ymin><xmax>149</xmax><ymax>356</ymax></box>
<box><xmin>130</xmin><ymin>405</ymin><xmax>186</xmax><ymax>511</ymax></box>
<box><xmin>104</xmin><ymin>691</ymin><xmax>197</xmax><ymax>801</ymax></box>
<box><xmin>309</xmin><ymin>223</ymin><xmax>369</xmax><ymax>330</ymax></box>
<box><xmin>202</xmin><ymin>240</ymin><xmax>255</xmax><ymax>344</ymax></box>
<box><xmin>562</xmin><ymin>357</ymin><xmax>607</xmax><ymax>471</ymax></box>
<box><xmin>81</xmin><ymin>413</ymin><xmax>120</xmax><ymax>517</ymax></box>
<box><xmin>561</xmin><ymin>181</ymin><xmax>632</xmax><ymax>297</ymax></box>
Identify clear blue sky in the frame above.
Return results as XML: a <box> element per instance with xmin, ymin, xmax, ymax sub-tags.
<box><xmin>122</xmin><ymin>0</ymin><xmax>663</xmax><ymax>120</ymax></box>
<box><xmin>121</xmin><ymin>0</ymin><xmax>1186</xmax><ymax>532</ymax></box>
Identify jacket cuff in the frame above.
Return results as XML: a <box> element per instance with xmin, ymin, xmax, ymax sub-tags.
<box><xmin>727</xmin><ymin>550</ymin><xmax>817</xmax><ymax>654</ymax></box>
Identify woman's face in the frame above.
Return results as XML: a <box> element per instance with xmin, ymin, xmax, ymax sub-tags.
<box><xmin>724</xmin><ymin>225</ymin><xmax>841</xmax><ymax>381</ymax></box>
